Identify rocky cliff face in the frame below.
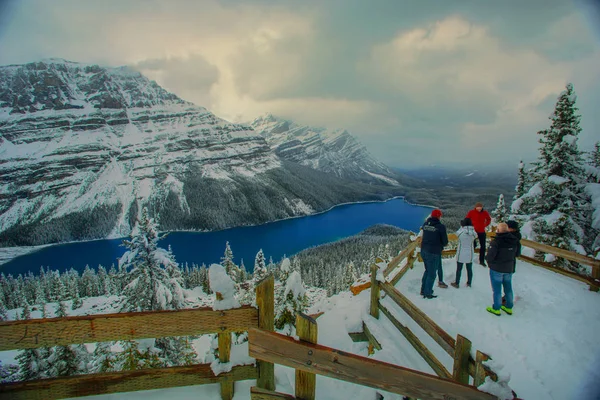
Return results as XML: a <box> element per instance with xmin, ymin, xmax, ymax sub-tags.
<box><xmin>0</xmin><ymin>60</ymin><xmax>404</xmax><ymax>246</ymax></box>
<box><xmin>250</xmin><ymin>114</ymin><xmax>403</xmax><ymax>185</ymax></box>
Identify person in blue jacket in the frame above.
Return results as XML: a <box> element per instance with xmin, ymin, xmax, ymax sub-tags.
<box><xmin>420</xmin><ymin>209</ymin><xmax>449</xmax><ymax>299</ymax></box>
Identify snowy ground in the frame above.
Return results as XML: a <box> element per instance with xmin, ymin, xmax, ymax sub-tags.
<box><xmin>2</xmin><ymin>259</ymin><xmax>600</xmax><ymax>399</ymax></box>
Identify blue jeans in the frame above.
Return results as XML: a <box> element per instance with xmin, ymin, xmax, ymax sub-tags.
<box><xmin>421</xmin><ymin>251</ymin><xmax>441</xmax><ymax>296</ymax></box>
<box><xmin>489</xmin><ymin>269</ymin><xmax>513</xmax><ymax>310</ymax></box>
<box><xmin>456</xmin><ymin>262</ymin><xmax>473</xmax><ymax>285</ymax></box>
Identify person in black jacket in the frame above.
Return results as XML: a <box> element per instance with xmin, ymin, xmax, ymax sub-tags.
<box><xmin>420</xmin><ymin>209</ymin><xmax>449</xmax><ymax>299</ymax></box>
<box><xmin>502</xmin><ymin>220</ymin><xmax>522</xmax><ymax>306</ymax></box>
<box><xmin>485</xmin><ymin>223</ymin><xmax>519</xmax><ymax>316</ymax></box>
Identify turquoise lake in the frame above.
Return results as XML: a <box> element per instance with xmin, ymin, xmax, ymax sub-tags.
<box><xmin>1</xmin><ymin>198</ymin><xmax>432</xmax><ymax>275</ymax></box>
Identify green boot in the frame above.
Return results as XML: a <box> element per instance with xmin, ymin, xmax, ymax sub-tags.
<box><xmin>501</xmin><ymin>305</ymin><xmax>513</xmax><ymax>315</ymax></box>
<box><xmin>486</xmin><ymin>306</ymin><xmax>501</xmax><ymax>316</ymax></box>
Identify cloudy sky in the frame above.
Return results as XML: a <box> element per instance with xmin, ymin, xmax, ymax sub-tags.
<box><xmin>0</xmin><ymin>0</ymin><xmax>599</xmax><ymax>168</ymax></box>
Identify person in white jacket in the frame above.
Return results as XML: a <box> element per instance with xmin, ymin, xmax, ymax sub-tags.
<box><xmin>451</xmin><ymin>218</ymin><xmax>478</xmax><ymax>288</ymax></box>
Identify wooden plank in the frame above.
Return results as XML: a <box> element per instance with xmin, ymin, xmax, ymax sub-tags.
<box><xmin>0</xmin><ymin>306</ymin><xmax>258</xmax><ymax>351</ymax></box>
<box><xmin>251</xmin><ymin>386</ymin><xmax>296</xmax><ymax>400</ymax></box>
<box><xmin>219</xmin><ymin>332</ymin><xmax>234</xmax><ymax>400</ymax></box>
<box><xmin>380</xmin><ymin>282</ymin><xmax>456</xmax><ymax>357</ymax></box>
<box><xmin>453</xmin><ymin>335</ymin><xmax>472</xmax><ymax>385</ymax></box>
<box><xmin>370</xmin><ymin>264</ymin><xmax>380</xmax><ymax>319</ymax></box>
<box><xmin>362</xmin><ymin>322</ymin><xmax>382</xmax><ymax>351</ymax></box>
<box><xmin>474</xmin><ymin>351</ymin><xmax>489</xmax><ymax>387</ymax></box>
<box><xmin>389</xmin><ymin>262</ymin><xmax>411</xmax><ymax>286</ymax></box>
<box><xmin>348</xmin><ymin>332</ymin><xmax>368</xmax><ymax>343</ymax></box>
<box><xmin>256</xmin><ymin>274</ymin><xmax>275</xmax><ymax>392</ymax></box>
<box><xmin>378</xmin><ymin>303</ymin><xmax>452</xmax><ymax>379</ymax></box>
<box><xmin>521</xmin><ymin>238</ymin><xmax>600</xmax><ymax>270</ymax></box>
<box><xmin>518</xmin><ymin>255</ymin><xmax>598</xmax><ymax>287</ymax></box>
<box><xmin>384</xmin><ymin>241</ymin><xmax>419</xmax><ymax>276</ymax></box>
<box><xmin>0</xmin><ymin>364</ymin><xmax>256</xmax><ymax>400</ymax></box>
<box><xmin>248</xmin><ymin>328</ymin><xmax>498</xmax><ymax>400</ymax></box>
<box><xmin>296</xmin><ymin>313</ymin><xmax>318</xmax><ymax>400</ymax></box>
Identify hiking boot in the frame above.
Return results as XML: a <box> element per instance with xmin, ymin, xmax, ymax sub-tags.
<box><xmin>438</xmin><ymin>282</ymin><xmax>448</xmax><ymax>288</ymax></box>
<box><xmin>501</xmin><ymin>306</ymin><xmax>513</xmax><ymax>315</ymax></box>
<box><xmin>450</xmin><ymin>282</ymin><xmax>459</xmax><ymax>289</ymax></box>
<box><xmin>480</xmin><ymin>261</ymin><xmax>487</xmax><ymax>267</ymax></box>
<box><xmin>466</xmin><ymin>283</ymin><xmax>472</xmax><ymax>287</ymax></box>
<box><xmin>486</xmin><ymin>306</ymin><xmax>501</xmax><ymax>316</ymax></box>
<box><xmin>424</xmin><ymin>294</ymin><xmax>438</xmax><ymax>299</ymax></box>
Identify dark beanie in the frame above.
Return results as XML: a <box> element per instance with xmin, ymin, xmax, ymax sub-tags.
<box><xmin>507</xmin><ymin>220</ymin><xmax>519</xmax><ymax>230</ymax></box>
<box><xmin>431</xmin><ymin>209</ymin><xmax>442</xmax><ymax>218</ymax></box>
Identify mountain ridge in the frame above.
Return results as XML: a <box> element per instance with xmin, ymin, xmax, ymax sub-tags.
<box><xmin>0</xmin><ymin>59</ymin><xmax>406</xmax><ymax>246</ymax></box>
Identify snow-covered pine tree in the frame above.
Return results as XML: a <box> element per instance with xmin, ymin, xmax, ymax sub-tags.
<box><xmin>0</xmin><ymin>297</ymin><xmax>7</xmax><ymax>321</ymax></box>
<box><xmin>91</xmin><ymin>342</ymin><xmax>117</xmax><ymax>373</ymax></box>
<box><xmin>221</xmin><ymin>242</ymin><xmax>240</xmax><ymax>283</ymax></box>
<box><xmin>492</xmin><ymin>194</ymin><xmax>508</xmax><ymax>224</ymax></box>
<box><xmin>47</xmin><ymin>302</ymin><xmax>80</xmax><ymax>377</ymax></box>
<box><xmin>80</xmin><ymin>265</ymin><xmax>99</xmax><ymax>298</ymax></box>
<box><xmin>274</xmin><ymin>271</ymin><xmax>308</xmax><ymax>334</ymax></box>
<box><xmin>512</xmin><ymin>83</ymin><xmax>591</xmax><ymax>267</ymax></box>
<box><xmin>253</xmin><ymin>249</ymin><xmax>267</xmax><ymax>283</ymax></box>
<box><xmin>279</xmin><ymin>258</ymin><xmax>292</xmax><ymax>283</ymax></box>
<box><xmin>117</xmin><ymin>340</ymin><xmax>145</xmax><ymax>371</ymax></box>
<box><xmin>119</xmin><ymin>208</ymin><xmax>184</xmax><ymax>312</ymax></box>
<box><xmin>514</xmin><ymin>161</ymin><xmax>527</xmax><ymax>201</ymax></box>
<box><xmin>342</xmin><ymin>261</ymin><xmax>358</xmax><ymax>288</ymax></box>
<box><xmin>154</xmin><ymin>336</ymin><xmax>197</xmax><ymax>367</ymax></box>
<box><xmin>48</xmin><ymin>271</ymin><xmax>66</xmax><ymax>302</ymax></box>
<box><xmin>15</xmin><ymin>302</ymin><xmax>45</xmax><ymax>380</ymax></box>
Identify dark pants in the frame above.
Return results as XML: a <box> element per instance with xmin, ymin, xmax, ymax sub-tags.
<box><xmin>476</xmin><ymin>232</ymin><xmax>487</xmax><ymax>264</ymax></box>
<box><xmin>456</xmin><ymin>262</ymin><xmax>473</xmax><ymax>285</ymax></box>
<box><xmin>421</xmin><ymin>251</ymin><xmax>441</xmax><ymax>296</ymax></box>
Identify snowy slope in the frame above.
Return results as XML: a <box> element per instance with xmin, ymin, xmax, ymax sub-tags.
<box><xmin>0</xmin><ymin>258</ymin><xmax>592</xmax><ymax>399</ymax></box>
<box><xmin>250</xmin><ymin>113</ymin><xmax>403</xmax><ymax>186</ymax></box>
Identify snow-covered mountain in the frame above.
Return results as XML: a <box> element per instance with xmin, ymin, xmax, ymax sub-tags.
<box><xmin>250</xmin><ymin>114</ymin><xmax>402</xmax><ymax>186</ymax></box>
<box><xmin>0</xmin><ymin>60</ymin><xmax>404</xmax><ymax>246</ymax></box>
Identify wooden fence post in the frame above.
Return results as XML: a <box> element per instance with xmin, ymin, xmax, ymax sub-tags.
<box><xmin>474</xmin><ymin>350</ymin><xmax>489</xmax><ymax>387</ymax></box>
<box><xmin>296</xmin><ymin>313</ymin><xmax>318</xmax><ymax>400</ymax></box>
<box><xmin>256</xmin><ymin>275</ymin><xmax>275</xmax><ymax>391</ymax></box>
<box><xmin>370</xmin><ymin>264</ymin><xmax>380</xmax><ymax>319</ymax></box>
<box><xmin>215</xmin><ymin>292</ymin><xmax>234</xmax><ymax>400</ymax></box>
<box><xmin>452</xmin><ymin>334</ymin><xmax>472</xmax><ymax>385</ymax></box>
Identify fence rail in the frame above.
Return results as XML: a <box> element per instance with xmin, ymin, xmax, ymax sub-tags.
<box><xmin>248</xmin><ymin>325</ymin><xmax>497</xmax><ymax>400</ymax></box>
<box><xmin>0</xmin><ymin>276</ymin><xmax>276</xmax><ymax>400</ymax></box>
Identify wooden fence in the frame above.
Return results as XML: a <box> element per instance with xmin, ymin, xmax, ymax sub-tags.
<box><xmin>0</xmin><ymin>275</ymin><xmax>276</xmax><ymax>400</ymax></box>
<box><xmin>248</xmin><ymin>313</ymin><xmax>498</xmax><ymax>400</ymax></box>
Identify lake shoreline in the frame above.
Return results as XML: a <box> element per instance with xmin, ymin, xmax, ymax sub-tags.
<box><xmin>0</xmin><ymin>196</ymin><xmax>435</xmax><ymax>269</ymax></box>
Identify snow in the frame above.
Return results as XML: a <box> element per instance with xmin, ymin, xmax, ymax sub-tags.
<box><xmin>361</xmin><ymin>169</ymin><xmax>400</xmax><ymax>186</ymax></box>
<box><xmin>208</xmin><ymin>264</ymin><xmax>240</xmax><ymax>311</ymax></box>
<box><xmin>548</xmin><ymin>175</ymin><xmax>569</xmax><ymax>185</ymax></box>
<box><xmin>585</xmin><ymin>183</ymin><xmax>600</xmax><ymax>229</ymax></box>
<box><xmin>3</xmin><ymin>257</ymin><xmax>599</xmax><ymax>400</ymax></box>
<box><xmin>465</xmin><ymin>172</ymin><xmax>474</xmax><ymax>177</ymax></box>
<box><xmin>283</xmin><ymin>271</ymin><xmax>305</xmax><ymax>300</ymax></box>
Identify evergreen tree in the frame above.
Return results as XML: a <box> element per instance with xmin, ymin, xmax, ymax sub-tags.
<box><xmin>91</xmin><ymin>342</ymin><xmax>117</xmax><ymax>373</ymax></box>
<box><xmin>120</xmin><ymin>208</ymin><xmax>184</xmax><ymax>312</ymax></box>
<box><xmin>71</xmin><ymin>288</ymin><xmax>83</xmax><ymax>310</ymax></box>
<box><xmin>15</xmin><ymin>303</ymin><xmax>45</xmax><ymax>381</ymax></box>
<box><xmin>275</xmin><ymin>271</ymin><xmax>308</xmax><ymax>333</ymax></box>
<box><xmin>253</xmin><ymin>249</ymin><xmax>267</xmax><ymax>283</ymax></box>
<box><xmin>117</xmin><ymin>340</ymin><xmax>145</xmax><ymax>371</ymax></box>
<box><xmin>514</xmin><ymin>161</ymin><xmax>527</xmax><ymax>200</ymax></box>
<box><xmin>492</xmin><ymin>194</ymin><xmax>508</xmax><ymax>224</ymax></box>
<box><xmin>279</xmin><ymin>257</ymin><xmax>292</xmax><ymax>283</ymax></box>
<box><xmin>47</xmin><ymin>302</ymin><xmax>80</xmax><ymax>377</ymax></box>
<box><xmin>590</xmin><ymin>142</ymin><xmax>600</xmax><ymax>169</ymax></box>
<box><xmin>221</xmin><ymin>242</ymin><xmax>239</xmax><ymax>282</ymax></box>
<box><xmin>0</xmin><ymin>297</ymin><xmax>7</xmax><ymax>321</ymax></box>
<box><xmin>155</xmin><ymin>337</ymin><xmax>197</xmax><ymax>367</ymax></box>
<box><xmin>512</xmin><ymin>83</ymin><xmax>591</xmax><ymax>266</ymax></box>
<box><xmin>342</xmin><ymin>261</ymin><xmax>358</xmax><ymax>288</ymax></box>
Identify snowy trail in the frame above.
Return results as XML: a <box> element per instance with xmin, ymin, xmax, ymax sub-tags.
<box><xmin>393</xmin><ymin>258</ymin><xmax>600</xmax><ymax>400</ymax></box>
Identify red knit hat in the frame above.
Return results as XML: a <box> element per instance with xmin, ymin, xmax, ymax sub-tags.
<box><xmin>431</xmin><ymin>209</ymin><xmax>442</xmax><ymax>218</ymax></box>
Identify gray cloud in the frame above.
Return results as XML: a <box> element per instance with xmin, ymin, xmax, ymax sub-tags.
<box><xmin>0</xmin><ymin>0</ymin><xmax>598</xmax><ymax>167</ymax></box>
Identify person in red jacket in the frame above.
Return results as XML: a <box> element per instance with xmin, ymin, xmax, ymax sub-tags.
<box><xmin>466</xmin><ymin>202</ymin><xmax>492</xmax><ymax>266</ymax></box>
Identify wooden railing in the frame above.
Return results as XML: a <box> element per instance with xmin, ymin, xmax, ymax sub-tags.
<box><xmin>248</xmin><ymin>313</ymin><xmax>498</xmax><ymax>400</ymax></box>
<box><xmin>0</xmin><ymin>276</ymin><xmax>276</xmax><ymax>400</ymax></box>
